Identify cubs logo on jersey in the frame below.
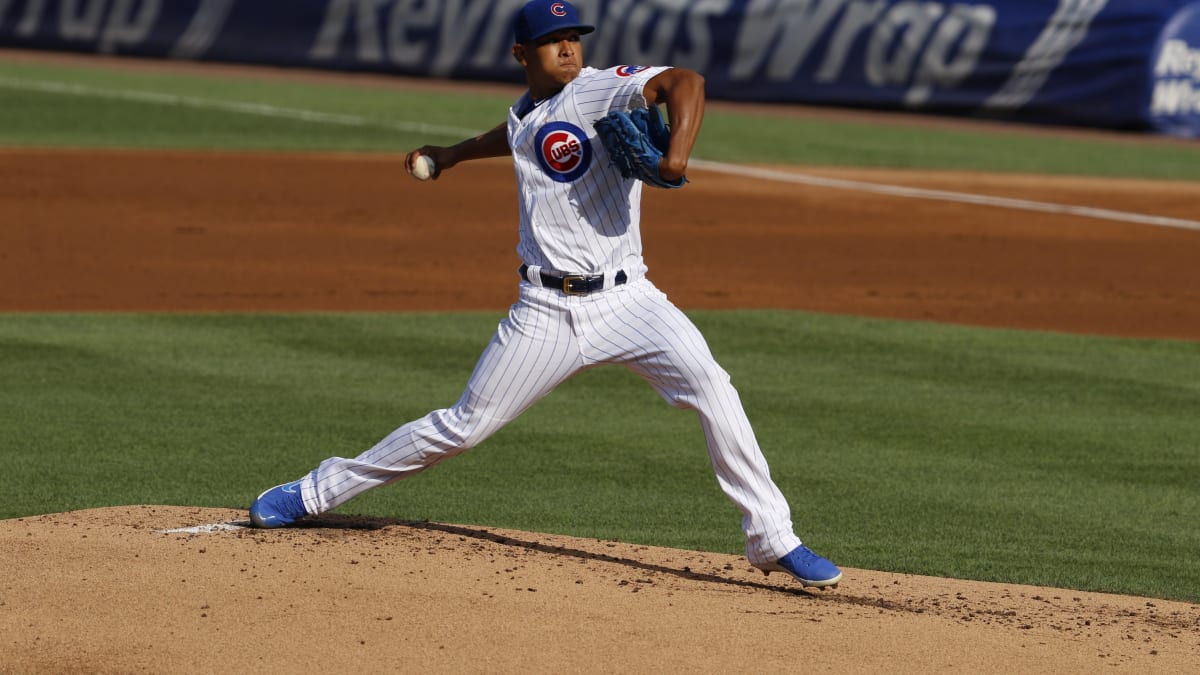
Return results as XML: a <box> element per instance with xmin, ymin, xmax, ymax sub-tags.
<box><xmin>534</xmin><ymin>121</ymin><xmax>592</xmax><ymax>182</ymax></box>
<box><xmin>615</xmin><ymin>65</ymin><xmax>650</xmax><ymax>77</ymax></box>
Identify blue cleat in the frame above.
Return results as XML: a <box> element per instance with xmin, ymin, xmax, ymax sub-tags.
<box><xmin>249</xmin><ymin>479</ymin><xmax>309</xmax><ymax>528</ymax></box>
<box><xmin>757</xmin><ymin>544</ymin><xmax>843</xmax><ymax>588</ymax></box>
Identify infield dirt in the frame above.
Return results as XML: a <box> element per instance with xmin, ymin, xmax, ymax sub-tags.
<box><xmin>2</xmin><ymin>52</ymin><xmax>1199</xmax><ymax>673</ymax></box>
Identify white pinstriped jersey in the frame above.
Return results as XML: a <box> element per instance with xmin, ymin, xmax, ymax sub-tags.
<box><xmin>507</xmin><ymin>65</ymin><xmax>669</xmax><ymax>276</ymax></box>
<box><xmin>298</xmin><ymin>62</ymin><xmax>811</xmax><ymax>569</ymax></box>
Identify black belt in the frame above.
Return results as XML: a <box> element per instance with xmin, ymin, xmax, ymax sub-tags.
<box><xmin>519</xmin><ymin>264</ymin><xmax>628</xmax><ymax>296</ymax></box>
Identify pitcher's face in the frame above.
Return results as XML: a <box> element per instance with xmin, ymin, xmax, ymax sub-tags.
<box><xmin>514</xmin><ymin>29</ymin><xmax>584</xmax><ymax>98</ymax></box>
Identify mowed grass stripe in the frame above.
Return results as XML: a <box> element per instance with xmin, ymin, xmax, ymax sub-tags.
<box><xmin>0</xmin><ymin>313</ymin><xmax>1196</xmax><ymax>601</ymax></box>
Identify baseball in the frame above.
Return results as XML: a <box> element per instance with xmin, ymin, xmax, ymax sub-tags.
<box><xmin>411</xmin><ymin>154</ymin><xmax>435</xmax><ymax>181</ymax></box>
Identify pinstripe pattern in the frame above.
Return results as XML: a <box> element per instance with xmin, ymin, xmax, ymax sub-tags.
<box><xmin>306</xmin><ymin>280</ymin><xmax>801</xmax><ymax>564</ymax></box>
<box><xmin>299</xmin><ymin>64</ymin><xmax>806</xmax><ymax>566</ymax></box>
<box><xmin>508</xmin><ymin>66</ymin><xmax>665</xmax><ymax>277</ymax></box>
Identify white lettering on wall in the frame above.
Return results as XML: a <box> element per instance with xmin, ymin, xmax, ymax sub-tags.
<box><xmin>98</xmin><ymin>0</ymin><xmax>160</xmax><ymax>54</ymax></box>
<box><xmin>986</xmin><ymin>0</ymin><xmax>1109</xmax><ymax>110</ymax></box>
<box><xmin>732</xmin><ymin>0</ymin><xmax>993</xmax><ymax>105</ymax></box>
<box><xmin>170</xmin><ymin>0</ymin><xmax>234</xmax><ymax>59</ymax></box>
<box><xmin>906</xmin><ymin>4</ymin><xmax>995</xmax><ymax>105</ymax></box>
<box><xmin>620</xmin><ymin>0</ymin><xmax>691</xmax><ymax>66</ymax></box>
<box><xmin>386</xmin><ymin>0</ymin><xmax>437</xmax><ymax>67</ymax></box>
<box><xmin>59</xmin><ymin>0</ymin><xmax>106</xmax><ymax>41</ymax></box>
<box><xmin>865</xmin><ymin>1</ymin><xmax>945</xmax><ymax>88</ymax></box>
<box><xmin>1152</xmin><ymin>79</ymin><xmax>1200</xmax><ymax>115</ymax></box>
<box><xmin>582</xmin><ymin>0</ymin><xmax>632</xmax><ymax>68</ymax></box>
<box><xmin>309</xmin><ymin>0</ymin><xmax>388</xmax><ymax>63</ymax></box>
<box><xmin>606</xmin><ymin>0</ymin><xmax>731</xmax><ymax>71</ymax></box>
<box><xmin>468</xmin><ymin>0</ymin><xmax>528</xmax><ymax>70</ymax></box>
<box><xmin>812</xmin><ymin>0</ymin><xmax>885</xmax><ymax>82</ymax></box>
<box><xmin>1155</xmin><ymin>39</ymin><xmax>1200</xmax><ymax>80</ymax></box>
<box><xmin>731</xmin><ymin>0</ymin><xmax>854</xmax><ymax>81</ymax></box>
<box><xmin>5</xmin><ymin>0</ymin><xmax>160</xmax><ymax>52</ymax></box>
<box><xmin>15</xmin><ymin>0</ymin><xmax>47</xmax><ymax>36</ymax></box>
<box><xmin>310</xmin><ymin>0</ymin><xmax>520</xmax><ymax>74</ymax></box>
<box><xmin>1152</xmin><ymin>40</ymin><xmax>1200</xmax><ymax>115</ymax></box>
<box><xmin>429</xmin><ymin>0</ymin><xmax>493</xmax><ymax>76</ymax></box>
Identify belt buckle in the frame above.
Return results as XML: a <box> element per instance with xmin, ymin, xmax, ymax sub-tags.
<box><xmin>561</xmin><ymin>274</ymin><xmax>588</xmax><ymax>295</ymax></box>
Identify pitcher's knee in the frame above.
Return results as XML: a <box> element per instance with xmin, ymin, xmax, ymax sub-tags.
<box><xmin>690</xmin><ymin>363</ymin><xmax>735</xmax><ymax>396</ymax></box>
<box><xmin>431</xmin><ymin>407</ymin><xmax>501</xmax><ymax>451</ymax></box>
<box><xmin>663</xmin><ymin>364</ymin><xmax>736</xmax><ymax>409</ymax></box>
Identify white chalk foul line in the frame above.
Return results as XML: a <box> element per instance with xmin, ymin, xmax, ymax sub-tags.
<box><xmin>689</xmin><ymin>160</ymin><xmax>1200</xmax><ymax>233</ymax></box>
<box><xmin>0</xmin><ymin>76</ymin><xmax>480</xmax><ymax>139</ymax></box>
<box><xmin>158</xmin><ymin>521</ymin><xmax>251</xmax><ymax>534</ymax></box>
<box><xmin>5</xmin><ymin>75</ymin><xmax>1198</xmax><ymax>233</ymax></box>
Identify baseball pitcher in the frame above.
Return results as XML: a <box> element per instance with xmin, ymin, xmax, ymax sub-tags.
<box><xmin>250</xmin><ymin>0</ymin><xmax>842</xmax><ymax>589</ymax></box>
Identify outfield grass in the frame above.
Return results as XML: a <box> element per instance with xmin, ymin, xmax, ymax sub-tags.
<box><xmin>2</xmin><ymin>57</ymin><xmax>1200</xmax><ymax>178</ymax></box>
<box><xmin>1</xmin><ymin>55</ymin><xmax>1198</xmax><ymax>603</ymax></box>
<box><xmin>1</xmin><ymin>314</ymin><xmax>1197</xmax><ymax>601</ymax></box>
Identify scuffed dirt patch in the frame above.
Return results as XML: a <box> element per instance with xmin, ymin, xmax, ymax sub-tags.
<box><xmin>1</xmin><ymin>507</ymin><xmax>1197</xmax><ymax>674</ymax></box>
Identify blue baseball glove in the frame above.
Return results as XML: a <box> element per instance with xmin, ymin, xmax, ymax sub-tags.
<box><xmin>593</xmin><ymin>107</ymin><xmax>687</xmax><ymax>189</ymax></box>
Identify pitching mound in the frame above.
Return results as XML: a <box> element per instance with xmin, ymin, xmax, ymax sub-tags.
<box><xmin>2</xmin><ymin>506</ymin><xmax>1197</xmax><ymax>673</ymax></box>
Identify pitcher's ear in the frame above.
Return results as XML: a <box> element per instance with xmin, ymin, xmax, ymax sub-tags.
<box><xmin>512</xmin><ymin>44</ymin><xmax>527</xmax><ymax>66</ymax></box>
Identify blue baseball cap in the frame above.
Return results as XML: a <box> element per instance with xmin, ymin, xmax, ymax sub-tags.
<box><xmin>513</xmin><ymin>0</ymin><xmax>595</xmax><ymax>44</ymax></box>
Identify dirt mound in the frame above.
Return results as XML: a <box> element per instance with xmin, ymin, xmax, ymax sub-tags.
<box><xmin>1</xmin><ymin>506</ymin><xmax>1196</xmax><ymax>673</ymax></box>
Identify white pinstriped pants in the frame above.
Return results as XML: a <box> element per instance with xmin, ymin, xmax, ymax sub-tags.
<box><xmin>300</xmin><ymin>277</ymin><xmax>803</xmax><ymax>565</ymax></box>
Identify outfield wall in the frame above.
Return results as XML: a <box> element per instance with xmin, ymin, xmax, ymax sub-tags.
<box><xmin>2</xmin><ymin>0</ymin><xmax>1199</xmax><ymax>138</ymax></box>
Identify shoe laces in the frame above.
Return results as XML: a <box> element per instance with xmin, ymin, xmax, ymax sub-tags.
<box><xmin>791</xmin><ymin>545</ymin><xmax>821</xmax><ymax>563</ymax></box>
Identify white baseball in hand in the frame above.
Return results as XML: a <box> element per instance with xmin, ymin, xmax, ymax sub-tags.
<box><xmin>411</xmin><ymin>154</ymin><xmax>435</xmax><ymax>181</ymax></box>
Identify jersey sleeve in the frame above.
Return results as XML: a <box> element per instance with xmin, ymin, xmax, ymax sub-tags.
<box><xmin>586</xmin><ymin>65</ymin><xmax>672</xmax><ymax>117</ymax></box>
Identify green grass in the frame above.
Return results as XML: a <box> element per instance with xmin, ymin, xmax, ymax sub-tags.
<box><xmin>2</xmin><ymin>58</ymin><xmax>1200</xmax><ymax>177</ymax></box>
<box><xmin>1</xmin><ymin>313</ymin><xmax>1197</xmax><ymax>602</ymax></box>
<box><xmin>0</xmin><ymin>60</ymin><xmax>504</xmax><ymax>151</ymax></box>
<box><xmin>1</xmin><ymin>55</ymin><xmax>1198</xmax><ymax>603</ymax></box>
<box><xmin>701</xmin><ymin>112</ymin><xmax>1200</xmax><ymax>178</ymax></box>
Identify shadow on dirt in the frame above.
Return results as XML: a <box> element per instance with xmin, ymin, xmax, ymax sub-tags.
<box><xmin>277</xmin><ymin>513</ymin><xmax>911</xmax><ymax>613</ymax></box>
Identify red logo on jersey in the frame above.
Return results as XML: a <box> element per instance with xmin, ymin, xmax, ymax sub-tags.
<box><xmin>534</xmin><ymin>121</ymin><xmax>593</xmax><ymax>182</ymax></box>
<box><xmin>550</xmin><ymin>3</ymin><xmax>567</xmax><ymax>17</ymax></box>
<box><xmin>615</xmin><ymin>65</ymin><xmax>650</xmax><ymax>77</ymax></box>
<box><xmin>543</xmin><ymin>131</ymin><xmax>583</xmax><ymax>172</ymax></box>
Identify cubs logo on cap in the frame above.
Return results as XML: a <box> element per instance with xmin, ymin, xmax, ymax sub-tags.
<box><xmin>513</xmin><ymin>0</ymin><xmax>595</xmax><ymax>43</ymax></box>
<box><xmin>534</xmin><ymin>121</ymin><xmax>592</xmax><ymax>182</ymax></box>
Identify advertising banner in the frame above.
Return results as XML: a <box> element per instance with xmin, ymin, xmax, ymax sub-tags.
<box><xmin>2</xmin><ymin>0</ymin><xmax>1199</xmax><ymax>137</ymax></box>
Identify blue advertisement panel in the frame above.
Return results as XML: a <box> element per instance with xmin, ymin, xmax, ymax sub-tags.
<box><xmin>1149</xmin><ymin>2</ymin><xmax>1200</xmax><ymax>136</ymax></box>
<box><xmin>2</xmin><ymin>0</ymin><xmax>1199</xmax><ymax>137</ymax></box>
